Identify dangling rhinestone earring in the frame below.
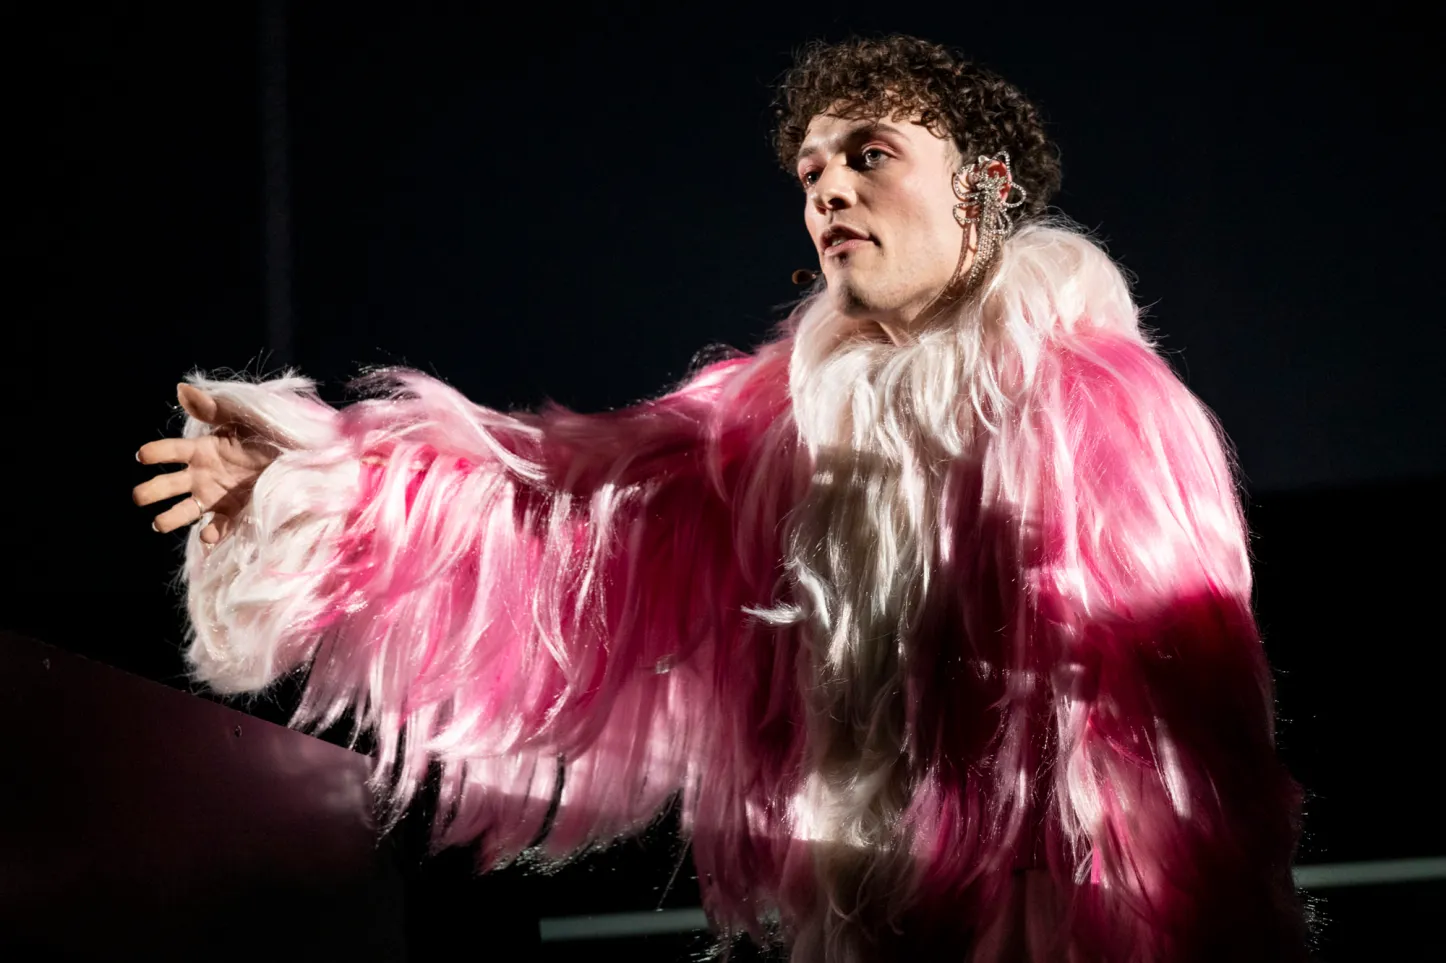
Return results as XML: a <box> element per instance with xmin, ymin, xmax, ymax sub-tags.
<box><xmin>952</xmin><ymin>151</ymin><xmax>1027</xmax><ymax>289</ymax></box>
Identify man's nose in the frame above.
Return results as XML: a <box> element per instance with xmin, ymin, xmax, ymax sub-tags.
<box><xmin>811</xmin><ymin>159</ymin><xmax>855</xmax><ymax>212</ymax></box>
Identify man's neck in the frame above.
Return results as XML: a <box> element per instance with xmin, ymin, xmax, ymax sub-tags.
<box><xmin>875</xmin><ymin>320</ymin><xmax>906</xmax><ymax>346</ymax></box>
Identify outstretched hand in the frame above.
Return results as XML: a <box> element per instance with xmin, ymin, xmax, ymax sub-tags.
<box><xmin>133</xmin><ymin>383</ymin><xmax>278</xmax><ymax>544</ymax></box>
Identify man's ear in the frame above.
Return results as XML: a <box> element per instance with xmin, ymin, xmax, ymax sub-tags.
<box><xmin>980</xmin><ymin>158</ymin><xmax>1011</xmax><ymax>202</ymax></box>
<box><xmin>952</xmin><ymin>155</ymin><xmax>1016</xmax><ymax>219</ymax></box>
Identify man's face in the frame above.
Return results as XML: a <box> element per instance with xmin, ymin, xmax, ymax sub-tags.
<box><xmin>796</xmin><ymin>110</ymin><xmax>964</xmax><ymax>332</ymax></box>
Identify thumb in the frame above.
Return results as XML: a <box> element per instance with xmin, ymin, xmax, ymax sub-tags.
<box><xmin>177</xmin><ymin>383</ymin><xmax>221</xmax><ymax>424</ymax></box>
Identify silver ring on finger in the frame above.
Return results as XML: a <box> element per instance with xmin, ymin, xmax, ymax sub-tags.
<box><xmin>192</xmin><ymin>495</ymin><xmax>208</xmax><ymax>521</ymax></box>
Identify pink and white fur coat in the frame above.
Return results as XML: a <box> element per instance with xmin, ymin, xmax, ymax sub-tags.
<box><xmin>180</xmin><ymin>222</ymin><xmax>1308</xmax><ymax>961</ymax></box>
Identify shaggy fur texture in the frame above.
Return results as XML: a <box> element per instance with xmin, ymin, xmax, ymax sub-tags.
<box><xmin>180</xmin><ymin>222</ymin><xmax>1307</xmax><ymax>961</ymax></box>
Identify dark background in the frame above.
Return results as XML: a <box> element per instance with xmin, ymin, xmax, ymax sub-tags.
<box><xmin>8</xmin><ymin>3</ymin><xmax>1444</xmax><ymax>960</ymax></box>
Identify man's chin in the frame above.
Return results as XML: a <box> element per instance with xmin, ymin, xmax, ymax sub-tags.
<box><xmin>830</xmin><ymin>280</ymin><xmax>899</xmax><ymax>324</ymax></box>
<box><xmin>829</xmin><ymin>278</ymin><xmax>874</xmax><ymax>315</ymax></box>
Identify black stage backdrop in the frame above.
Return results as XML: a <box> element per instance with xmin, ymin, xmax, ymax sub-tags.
<box><xmin>8</xmin><ymin>5</ymin><xmax>1443</xmax><ymax>960</ymax></box>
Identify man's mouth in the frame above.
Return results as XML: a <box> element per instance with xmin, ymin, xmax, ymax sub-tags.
<box><xmin>822</xmin><ymin>225</ymin><xmax>872</xmax><ymax>257</ymax></box>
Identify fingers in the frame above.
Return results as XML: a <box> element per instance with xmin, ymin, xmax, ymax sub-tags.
<box><xmin>141</xmin><ymin>387</ymin><xmax>253</xmax><ymax>542</ymax></box>
<box><xmin>177</xmin><ymin>383</ymin><xmax>221</xmax><ymax>424</ymax></box>
<box><xmin>199</xmin><ymin>514</ymin><xmax>232</xmax><ymax>545</ymax></box>
<box><xmin>137</xmin><ymin>437</ymin><xmax>195</xmax><ymax>466</ymax></box>
<box><xmin>177</xmin><ymin>383</ymin><xmax>265</xmax><ymax>445</ymax></box>
<box><xmin>152</xmin><ymin>493</ymin><xmax>206</xmax><ymax>534</ymax></box>
<box><xmin>149</xmin><ymin>493</ymin><xmax>233</xmax><ymax>542</ymax></box>
<box><xmin>132</xmin><ymin>468</ymin><xmax>192</xmax><ymax>507</ymax></box>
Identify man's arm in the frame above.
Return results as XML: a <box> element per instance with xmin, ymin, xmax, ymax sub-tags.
<box><xmin>178</xmin><ymin>341</ymin><xmax>797</xmax><ymax>866</ymax></box>
<box><xmin>1029</xmin><ymin>332</ymin><xmax>1310</xmax><ymax>961</ymax></box>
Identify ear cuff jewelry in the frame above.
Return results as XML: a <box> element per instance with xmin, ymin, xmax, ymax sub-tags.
<box><xmin>952</xmin><ymin>151</ymin><xmax>1027</xmax><ymax>289</ymax></box>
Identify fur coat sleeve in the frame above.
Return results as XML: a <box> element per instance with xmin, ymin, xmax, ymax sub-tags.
<box><xmin>1022</xmin><ymin>330</ymin><xmax>1308</xmax><ymax>961</ymax></box>
<box><xmin>178</xmin><ymin>342</ymin><xmax>801</xmax><ymax>870</ymax></box>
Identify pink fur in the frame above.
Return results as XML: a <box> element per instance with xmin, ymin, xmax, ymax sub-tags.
<box><xmin>180</xmin><ymin>226</ymin><xmax>1305</xmax><ymax>960</ymax></box>
<box><xmin>183</xmin><ymin>341</ymin><xmax>812</xmax><ymax>902</ymax></box>
<box><xmin>1027</xmin><ymin>335</ymin><xmax>1304</xmax><ymax>960</ymax></box>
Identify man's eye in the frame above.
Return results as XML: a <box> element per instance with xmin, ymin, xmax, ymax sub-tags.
<box><xmin>862</xmin><ymin>148</ymin><xmax>887</xmax><ymax>166</ymax></box>
<box><xmin>801</xmin><ymin>170</ymin><xmax>820</xmax><ymax>187</ymax></box>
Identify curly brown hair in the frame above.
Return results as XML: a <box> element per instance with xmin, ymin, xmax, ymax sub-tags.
<box><xmin>773</xmin><ymin>35</ymin><xmax>1061</xmax><ymax>219</ymax></box>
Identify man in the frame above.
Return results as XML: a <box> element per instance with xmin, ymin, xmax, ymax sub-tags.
<box><xmin>135</xmin><ymin>35</ymin><xmax>1308</xmax><ymax>962</ymax></box>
